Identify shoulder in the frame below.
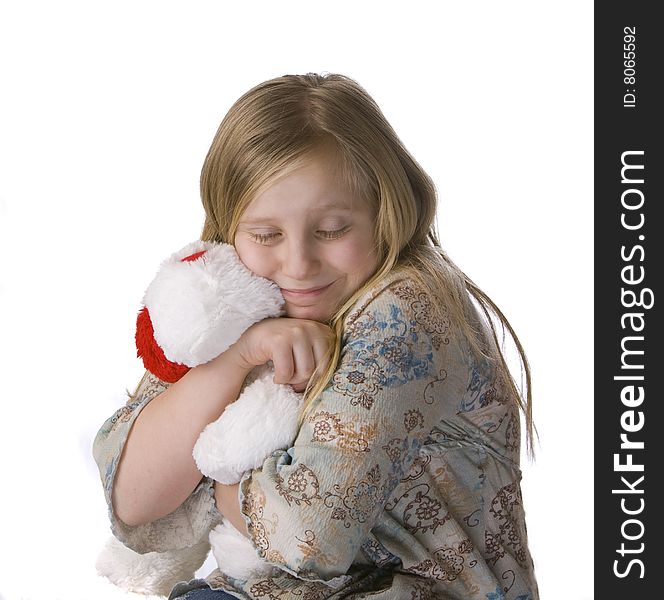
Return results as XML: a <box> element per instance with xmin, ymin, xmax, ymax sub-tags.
<box><xmin>343</xmin><ymin>267</ymin><xmax>454</xmax><ymax>348</ymax></box>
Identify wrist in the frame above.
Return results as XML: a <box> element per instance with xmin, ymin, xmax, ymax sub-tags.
<box><xmin>211</xmin><ymin>342</ymin><xmax>254</xmax><ymax>374</ymax></box>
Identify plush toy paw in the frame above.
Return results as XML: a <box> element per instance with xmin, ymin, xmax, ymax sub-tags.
<box><xmin>209</xmin><ymin>520</ymin><xmax>279</xmax><ymax>581</ymax></box>
<box><xmin>96</xmin><ymin>535</ymin><xmax>210</xmax><ymax>597</ymax></box>
<box><xmin>193</xmin><ymin>364</ymin><xmax>303</xmax><ymax>484</ymax></box>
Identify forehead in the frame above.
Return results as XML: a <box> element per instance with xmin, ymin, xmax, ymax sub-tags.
<box><xmin>239</xmin><ymin>155</ymin><xmax>363</xmax><ymax>222</ymax></box>
<box><xmin>239</xmin><ymin>201</ymin><xmax>354</xmax><ymax>224</ymax></box>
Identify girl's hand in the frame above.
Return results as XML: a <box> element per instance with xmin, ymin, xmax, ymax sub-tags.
<box><xmin>230</xmin><ymin>318</ymin><xmax>335</xmax><ymax>392</ymax></box>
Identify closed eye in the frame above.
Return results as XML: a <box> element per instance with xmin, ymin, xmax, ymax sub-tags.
<box><xmin>249</xmin><ymin>231</ymin><xmax>281</xmax><ymax>244</ymax></box>
<box><xmin>248</xmin><ymin>227</ymin><xmax>349</xmax><ymax>245</ymax></box>
<box><xmin>317</xmin><ymin>227</ymin><xmax>349</xmax><ymax>240</ymax></box>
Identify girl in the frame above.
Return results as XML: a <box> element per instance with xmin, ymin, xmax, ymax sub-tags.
<box><xmin>94</xmin><ymin>73</ymin><xmax>539</xmax><ymax>599</ymax></box>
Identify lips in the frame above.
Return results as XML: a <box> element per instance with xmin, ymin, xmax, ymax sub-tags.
<box><xmin>280</xmin><ymin>281</ymin><xmax>334</xmax><ymax>298</ymax></box>
<box><xmin>281</xmin><ymin>284</ymin><xmax>329</xmax><ymax>293</ymax></box>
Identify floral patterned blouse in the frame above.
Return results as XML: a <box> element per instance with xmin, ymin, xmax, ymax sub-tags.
<box><xmin>93</xmin><ymin>269</ymin><xmax>539</xmax><ymax>600</ymax></box>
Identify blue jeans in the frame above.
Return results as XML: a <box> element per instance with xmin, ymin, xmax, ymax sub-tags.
<box><xmin>168</xmin><ymin>578</ymin><xmax>238</xmax><ymax>599</ymax></box>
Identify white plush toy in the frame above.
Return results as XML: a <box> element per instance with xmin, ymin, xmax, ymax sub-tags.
<box><xmin>96</xmin><ymin>240</ymin><xmax>304</xmax><ymax>596</ymax></box>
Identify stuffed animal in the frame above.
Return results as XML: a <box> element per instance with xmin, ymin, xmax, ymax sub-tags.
<box><xmin>96</xmin><ymin>240</ymin><xmax>304</xmax><ymax>596</ymax></box>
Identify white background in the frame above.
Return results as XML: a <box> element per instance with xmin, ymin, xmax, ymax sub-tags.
<box><xmin>0</xmin><ymin>2</ymin><xmax>593</xmax><ymax>599</ymax></box>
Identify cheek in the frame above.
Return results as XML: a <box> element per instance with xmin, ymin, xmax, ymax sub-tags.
<box><xmin>328</xmin><ymin>238</ymin><xmax>378</xmax><ymax>275</ymax></box>
<box><xmin>234</xmin><ymin>241</ymin><xmax>274</xmax><ymax>278</ymax></box>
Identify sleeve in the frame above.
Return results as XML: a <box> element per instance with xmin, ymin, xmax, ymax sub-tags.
<box><xmin>237</xmin><ymin>277</ymin><xmax>468</xmax><ymax>584</ymax></box>
<box><xmin>92</xmin><ymin>370</ymin><xmax>222</xmax><ymax>553</ymax></box>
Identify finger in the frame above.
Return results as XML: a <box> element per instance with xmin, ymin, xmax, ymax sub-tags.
<box><xmin>290</xmin><ymin>339</ymin><xmax>316</xmax><ymax>385</ymax></box>
<box><xmin>272</xmin><ymin>339</ymin><xmax>295</xmax><ymax>384</ymax></box>
<box><xmin>312</xmin><ymin>336</ymin><xmax>333</xmax><ymax>375</ymax></box>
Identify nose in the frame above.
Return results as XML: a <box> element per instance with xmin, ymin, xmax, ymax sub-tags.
<box><xmin>281</xmin><ymin>237</ymin><xmax>320</xmax><ymax>281</ymax></box>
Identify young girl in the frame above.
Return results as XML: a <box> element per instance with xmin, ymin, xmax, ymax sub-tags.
<box><xmin>94</xmin><ymin>73</ymin><xmax>539</xmax><ymax>599</ymax></box>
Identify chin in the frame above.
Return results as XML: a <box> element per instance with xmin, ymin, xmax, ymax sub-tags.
<box><xmin>285</xmin><ymin>304</ymin><xmax>331</xmax><ymax>322</ymax></box>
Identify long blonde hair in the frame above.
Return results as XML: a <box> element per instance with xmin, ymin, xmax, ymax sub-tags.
<box><xmin>199</xmin><ymin>73</ymin><xmax>536</xmax><ymax>458</ymax></box>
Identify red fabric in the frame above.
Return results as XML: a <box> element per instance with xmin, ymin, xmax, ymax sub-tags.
<box><xmin>135</xmin><ymin>306</ymin><xmax>190</xmax><ymax>383</ymax></box>
<box><xmin>181</xmin><ymin>250</ymin><xmax>207</xmax><ymax>262</ymax></box>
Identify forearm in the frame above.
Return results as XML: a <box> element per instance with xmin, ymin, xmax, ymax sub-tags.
<box><xmin>112</xmin><ymin>348</ymin><xmax>252</xmax><ymax>527</ymax></box>
<box><xmin>214</xmin><ymin>482</ymin><xmax>249</xmax><ymax>537</ymax></box>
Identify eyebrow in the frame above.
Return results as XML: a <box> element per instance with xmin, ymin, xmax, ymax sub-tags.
<box><xmin>240</xmin><ymin>202</ymin><xmax>355</xmax><ymax>224</ymax></box>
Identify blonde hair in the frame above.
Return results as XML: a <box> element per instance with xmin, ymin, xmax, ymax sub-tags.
<box><xmin>199</xmin><ymin>73</ymin><xmax>536</xmax><ymax>458</ymax></box>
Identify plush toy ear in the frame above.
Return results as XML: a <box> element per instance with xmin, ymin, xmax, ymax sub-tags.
<box><xmin>136</xmin><ymin>305</ymin><xmax>190</xmax><ymax>383</ymax></box>
<box><xmin>135</xmin><ymin>241</ymin><xmax>285</xmax><ymax>383</ymax></box>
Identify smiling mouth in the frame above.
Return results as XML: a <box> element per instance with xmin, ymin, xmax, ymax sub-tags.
<box><xmin>280</xmin><ymin>281</ymin><xmax>334</xmax><ymax>298</ymax></box>
<box><xmin>281</xmin><ymin>284</ymin><xmax>329</xmax><ymax>293</ymax></box>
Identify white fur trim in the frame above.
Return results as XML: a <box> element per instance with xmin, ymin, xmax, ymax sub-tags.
<box><xmin>96</xmin><ymin>535</ymin><xmax>210</xmax><ymax>597</ymax></box>
<box><xmin>209</xmin><ymin>520</ymin><xmax>278</xmax><ymax>581</ymax></box>
<box><xmin>143</xmin><ymin>241</ymin><xmax>284</xmax><ymax>366</ymax></box>
<box><xmin>193</xmin><ymin>365</ymin><xmax>303</xmax><ymax>483</ymax></box>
